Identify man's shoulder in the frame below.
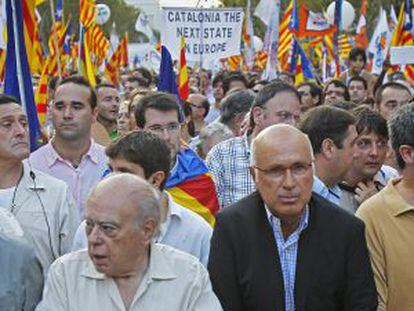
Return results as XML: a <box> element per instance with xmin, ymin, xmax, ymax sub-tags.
<box><xmin>356</xmin><ymin>183</ymin><xmax>394</xmax><ymax>220</ymax></box>
<box><xmin>216</xmin><ymin>191</ymin><xmax>263</xmax><ymax>222</ymax></box>
<box><xmin>310</xmin><ymin>193</ymin><xmax>364</xmax><ymax>230</ymax></box>
<box><xmin>173</xmin><ymin>203</ymin><xmax>212</xmax><ymax>232</ymax></box>
<box><xmin>49</xmin><ymin>250</ymin><xmax>90</xmax><ymax>274</ymax></box>
<box><xmin>208</xmin><ymin>136</ymin><xmax>246</xmax><ymax>156</ymax></box>
<box><xmin>28</xmin><ymin>166</ymin><xmax>69</xmax><ymax>190</ymax></box>
<box><xmin>153</xmin><ymin>243</ymin><xmax>205</xmax><ymax>273</ymax></box>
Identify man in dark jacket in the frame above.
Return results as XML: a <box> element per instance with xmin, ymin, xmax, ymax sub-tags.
<box><xmin>208</xmin><ymin>124</ymin><xmax>377</xmax><ymax>311</ymax></box>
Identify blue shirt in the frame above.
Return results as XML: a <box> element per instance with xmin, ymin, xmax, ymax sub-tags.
<box><xmin>312</xmin><ymin>176</ymin><xmax>342</xmax><ymax>206</ymax></box>
<box><xmin>265</xmin><ymin>206</ymin><xmax>309</xmax><ymax>311</ymax></box>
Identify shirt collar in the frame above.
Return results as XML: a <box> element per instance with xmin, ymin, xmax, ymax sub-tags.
<box><xmin>313</xmin><ymin>176</ymin><xmax>341</xmax><ymax>199</ymax></box>
<box><xmin>265</xmin><ymin>204</ymin><xmax>309</xmax><ymax>235</ymax></box>
<box><xmin>386</xmin><ymin>178</ymin><xmax>414</xmax><ymax>217</ymax></box>
<box><xmin>165</xmin><ymin>192</ymin><xmax>182</xmax><ymax>219</ymax></box>
<box><xmin>81</xmin><ymin>244</ymin><xmax>177</xmax><ymax>281</ymax></box>
<box><xmin>46</xmin><ymin>139</ymin><xmax>99</xmax><ymax>167</ymax></box>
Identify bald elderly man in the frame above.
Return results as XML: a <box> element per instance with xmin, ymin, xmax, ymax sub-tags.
<box><xmin>208</xmin><ymin>124</ymin><xmax>377</xmax><ymax>311</ymax></box>
<box><xmin>37</xmin><ymin>174</ymin><xmax>222</xmax><ymax>311</ymax></box>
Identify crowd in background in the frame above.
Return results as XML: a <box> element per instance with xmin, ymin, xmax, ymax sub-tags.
<box><xmin>1</xmin><ymin>46</ymin><xmax>414</xmax><ymax>310</ymax></box>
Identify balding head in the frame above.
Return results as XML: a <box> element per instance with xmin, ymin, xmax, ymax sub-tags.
<box><xmin>250</xmin><ymin>124</ymin><xmax>314</xmax><ymax>222</ymax></box>
<box><xmin>251</xmin><ymin>124</ymin><xmax>313</xmax><ymax>166</ymax></box>
<box><xmin>86</xmin><ymin>173</ymin><xmax>161</xmax><ymax>277</ymax></box>
<box><xmin>88</xmin><ymin>173</ymin><xmax>161</xmax><ymax>229</ymax></box>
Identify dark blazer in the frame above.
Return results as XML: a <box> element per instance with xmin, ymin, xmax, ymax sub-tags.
<box><xmin>208</xmin><ymin>191</ymin><xmax>377</xmax><ymax>311</ymax></box>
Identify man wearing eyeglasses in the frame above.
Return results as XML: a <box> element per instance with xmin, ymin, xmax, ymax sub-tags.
<box><xmin>339</xmin><ymin>108</ymin><xmax>398</xmax><ymax>214</ymax></box>
<box><xmin>208</xmin><ymin>124</ymin><xmax>377</xmax><ymax>310</ymax></box>
<box><xmin>206</xmin><ymin>82</ymin><xmax>301</xmax><ymax>209</ymax></box>
<box><xmin>357</xmin><ymin>103</ymin><xmax>414</xmax><ymax>311</ymax></box>
<box><xmin>323</xmin><ymin>79</ymin><xmax>350</xmax><ymax>106</ymax></box>
<box><xmin>134</xmin><ymin>91</ymin><xmax>219</xmax><ymax>226</ymax></box>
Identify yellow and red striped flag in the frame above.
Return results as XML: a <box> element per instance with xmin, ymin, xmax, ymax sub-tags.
<box><xmin>34</xmin><ymin>56</ymin><xmax>51</xmax><ymax>125</ymax></box>
<box><xmin>278</xmin><ymin>0</ymin><xmax>294</xmax><ymax>59</ymax></box>
<box><xmin>178</xmin><ymin>36</ymin><xmax>189</xmax><ymax>101</ymax></box>
<box><xmin>338</xmin><ymin>34</ymin><xmax>352</xmax><ymax>59</ymax></box>
<box><xmin>227</xmin><ymin>55</ymin><xmax>242</xmax><ymax>70</ymax></box>
<box><xmin>80</xmin><ymin>0</ymin><xmax>96</xmax><ymax>29</ymax></box>
<box><xmin>103</xmin><ymin>34</ymin><xmax>128</xmax><ymax>86</ymax></box>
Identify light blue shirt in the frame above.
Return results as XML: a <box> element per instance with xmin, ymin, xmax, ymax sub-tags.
<box><xmin>312</xmin><ymin>176</ymin><xmax>342</xmax><ymax>206</ymax></box>
<box><xmin>265</xmin><ymin>206</ymin><xmax>309</xmax><ymax>311</ymax></box>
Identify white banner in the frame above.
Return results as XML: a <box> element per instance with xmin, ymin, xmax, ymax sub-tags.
<box><xmin>161</xmin><ymin>7</ymin><xmax>244</xmax><ymax>63</ymax></box>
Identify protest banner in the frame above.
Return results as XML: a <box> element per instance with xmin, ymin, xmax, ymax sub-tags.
<box><xmin>161</xmin><ymin>7</ymin><xmax>244</xmax><ymax>64</ymax></box>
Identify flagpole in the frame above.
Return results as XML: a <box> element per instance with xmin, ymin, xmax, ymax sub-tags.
<box><xmin>49</xmin><ymin>0</ymin><xmax>62</xmax><ymax>77</ymax></box>
<box><xmin>10</xmin><ymin>0</ymin><xmax>27</xmax><ymax>112</ymax></box>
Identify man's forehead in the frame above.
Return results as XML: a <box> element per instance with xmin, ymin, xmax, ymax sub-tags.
<box><xmin>55</xmin><ymin>83</ymin><xmax>90</xmax><ymax>101</ymax></box>
<box><xmin>144</xmin><ymin>108</ymin><xmax>179</xmax><ymax>124</ymax></box>
<box><xmin>98</xmin><ymin>87</ymin><xmax>118</xmax><ymax>96</ymax></box>
<box><xmin>357</xmin><ymin>130</ymin><xmax>386</xmax><ymax>141</ymax></box>
<box><xmin>0</xmin><ymin>103</ymin><xmax>26</xmax><ymax>117</ymax></box>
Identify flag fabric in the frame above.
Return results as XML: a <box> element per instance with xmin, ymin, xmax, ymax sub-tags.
<box><xmin>166</xmin><ymin>146</ymin><xmax>219</xmax><ymax>227</ymax></box>
<box><xmin>103</xmin><ymin>34</ymin><xmax>128</xmax><ymax>86</ymax></box>
<box><xmin>48</xmin><ymin>0</ymin><xmax>63</xmax><ymax>54</ymax></box>
<box><xmin>80</xmin><ymin>0</ymin><xmax>96</xmax><ymax>29</ymax></box>
<box><xmin>79</xmin><ymin>27</ymin><xmax>96</xmax><ymax>87</ymax></box>
<box><xmin>296</xmin><ymin>3</ymin><xmax>336</xmax><ymax>38</ymax></box>
<box><xmin>109</xmin><ymin>22</ymin><xmax>119</xmax><ymax>57</ymax></box>
<box><xmin>390</xmin><ymin>1</ymin><xmax>414</xmax><ymax>81</ymax></box>
<box><xmin>178</xmin><ymin>36</ymin><xmax>189</xmax><ymax>101</ymax></box>
<box><xmin>355</xmin><ymin>0</ymin><xmax>368</xmax><ymax>48</ymax></box>
<box><xmin>158</xmin><ymin>45</ymin><xmax>179</xmax><ymax>98</ymax></box>
<box><xmin>262</xmin><ymin>0</ymin><xmax>281</xmax><ymax>80</ymax></box>
<box><xmin>226</xmin><ymin>55</ymin><xmax>242</xmax><ymax>70</ymax></box>
<box><xmin>332</xmin><ymin>0</ymin><xmax>343</xmax><ymax>77</ymax></box>
<box><xmin>135</xmin><ymin>11</ymin><xmax>157</xmax><ymax>44</ymax></box>
<box><xmin>390</xmin><ymin>5</ymin><xmax>398</xmax><ymax>32</ymax></box>
<box><xmin>32</xmin><ymin>15</ymin><xmax>44</xmax><ymax>75</ymax></box>
<box><xmin>278</xmin><ymin>0</ymin><xmax>295</xmax><ymax>59</ymax></box>
<box><xmin>242</xmin><ymin>0</ymin><xmax>255</xmax><ymax>70</ymax></box>
<box><xmin>254</xmin><ymin>0</ymin><xmax>278</xmax><ymax>27</ymax></box>
<box><xmin>4</xmin><ymin>0</ymin><xmax>42</xmax><ymax>151</ymax></box>
<box><xmin>22</xmin><ymin>0</ymin><xmax>41</xmax><ymax>75</ymax></box>
<box><xmin>338</xmin><ymin>34</ymin><xmax>353</xmax><ymax>59</ymax></box>
<box><xmin>34</xmin><ymin>57</ymin><xmax>50</xmax><ymax>125</ymax></box>
<box><xmin>368</xmin><ymin>8</ymin><xmax>390</xmax><ymax>74</ymax></box>
<box><xmin>86</xmin><ymin>24</ymin><xmax>110</xmax><ymax>66</ymax></box>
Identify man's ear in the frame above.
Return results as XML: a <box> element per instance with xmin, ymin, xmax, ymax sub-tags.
<box><xmin>320</xmin><ymin>138</ymin><xmax>335</xmax><ymax>160</ymax></box>
<box><xmin>251</xmin><ymin>106</ymin><xmax>264</xmax><ymax>128</ymax></box>
<box><xmin>249</xmin><ymin>165</ymin><xmax>257</xmax><ymax>181</ymax></box>
<box><xmin>399</xmin><ymin>145</ymin><xmax>414</xmax><ymax>166</ymax></box>
<box><xmin>147</xmin><ymin>171</ymin><xmax>166</xmax><ymax>191</ymax></box>
<box><xmin>92</xmin><ymin>107</ymin><xmax>99</xmax><ymax>121</ymax></box>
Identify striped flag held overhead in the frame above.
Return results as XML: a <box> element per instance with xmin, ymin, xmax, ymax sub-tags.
<box><xmin>178</xmin><ymin>36</ymin><xmax>189</xmax><ymax>101</ymax></box>
<box><xmin>80</xmin><ymin>0</ymin><xmax>96</xmax><ymax>29</ymax></box>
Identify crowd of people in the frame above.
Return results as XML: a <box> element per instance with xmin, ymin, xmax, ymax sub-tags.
<box><xmin>1</xmin><ymin>46</ymin><xmax>414</xmax><ymax>310</ymax></box>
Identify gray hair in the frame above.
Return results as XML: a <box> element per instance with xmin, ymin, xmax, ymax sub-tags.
<box><xmin>199</xmin><ymin>122</ymin><xmax>233</xmax><ymax>144</ymax></box>
<box><xmin>220</xmin><ymin>89</ymin><xmax>255</xmax><ymax>126</ymax></box>
<box><xmin>388</xmin><ymin>102</ymin><xmax>414</xmax><ymax>170</ymax></box>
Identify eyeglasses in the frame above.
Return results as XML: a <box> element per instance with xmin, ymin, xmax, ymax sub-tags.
<box><xmin>147</xmin><ymin>123</ymin><xmax>181</xmax><ymax>134</ymax></box>
<box><xmin>254</xmin><ymin>163</ymin><xmax>313</xmax><ymax>180</ymax></box>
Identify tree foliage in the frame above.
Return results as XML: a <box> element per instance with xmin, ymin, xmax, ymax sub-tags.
<box><xmin>36</xmin><ymin>0</ymin><xmax>140</xmax><ymax>53</ymax></box>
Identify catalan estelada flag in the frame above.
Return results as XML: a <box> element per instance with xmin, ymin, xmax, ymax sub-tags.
<box><xmin>178</xmin><ymin>36</ymin><xmax>189</xmax><ymax>101</ymax></box>
<box><xmin>166</xmin><ymin>146</ymin><xmax>219</xmax><ymax>227</ymax></box>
